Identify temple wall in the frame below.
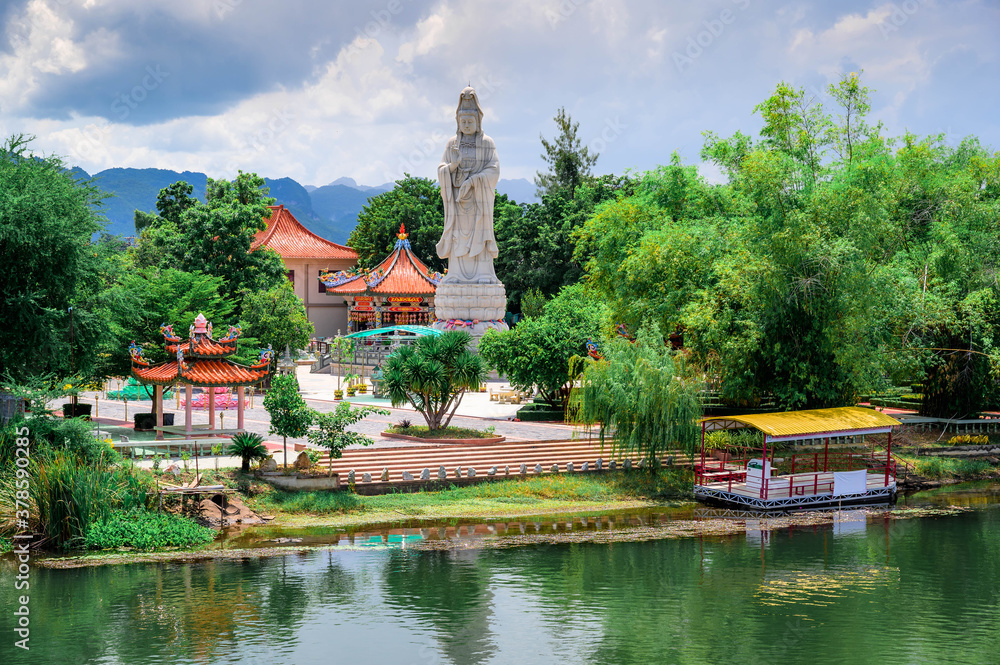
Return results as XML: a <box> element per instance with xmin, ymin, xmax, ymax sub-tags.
<box><xmin>281</xmin><ymin>257</ymin><xmax>355</xmax><ymax>341</ymax></box>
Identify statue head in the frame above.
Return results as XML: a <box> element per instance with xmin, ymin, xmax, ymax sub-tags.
<box><xmin>454</xmin><ymin>86</ymin><xmax>483</xmax><ymax>135</ymax></box>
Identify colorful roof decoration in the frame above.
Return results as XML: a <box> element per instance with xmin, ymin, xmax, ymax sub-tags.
<box><xmin>253</xmin><ymin>205</ymin><xmax>357</xmax><ymax>260</ymax></box>
<box><xmin>132</xmin><ymin>314</ymin><xmax>272</xmax><ymax>387</ymax></box>
<box><xmin>320</xmin><ymin>224</ymin><xmax>443</xmax><ymax>296</ymax></box>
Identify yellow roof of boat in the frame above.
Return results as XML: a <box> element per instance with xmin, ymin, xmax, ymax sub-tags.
<box><xmin>698</xmin><ymin>406</ymin><xmax>900</xmax><ymax>437</ymax></box>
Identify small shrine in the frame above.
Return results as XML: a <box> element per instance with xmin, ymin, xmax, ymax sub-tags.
<box><xmin>130</xmin><ymin>313</ymin><xmax>273</xmax><ymax>439</ymax></box>
<box><xmin>319</xmin><ymin>224</ymin><xmax>443</xmax><ymax>331</ymax></box>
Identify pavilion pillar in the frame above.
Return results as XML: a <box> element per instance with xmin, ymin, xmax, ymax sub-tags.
<box><xmin>185</xmin><ymin>385</ymin><xmax>193</xmax><ymax>435</ymax></box>
<box><xmin>824</xmin><ymin>437</ymin><xmax>830</xmax><ymax>473</ymax></box>
<box><xmin>155</xmin><ymin>385</ymin><xmax>164</xmax><ymax>440</ymax></box>
<box><xmin>885</xmin><ymin>429</ymin><xmax>892</xmax><ymax>486</ymax></box>
<box><xmin>760</xmin><ymin>437</ymin><xmax>768</xmax><ymax>499</ymax></box>
<box><xmin>237</xmin><ymin>386</ymin><xmax>245</xmax><ymax>432</ymax></box>
<box><xmin>208</xmin><ymin>386</ymin><xmax>216</xmax><ymax>435</ymax></box>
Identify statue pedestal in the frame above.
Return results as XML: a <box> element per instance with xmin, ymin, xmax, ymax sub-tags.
<box><xmin>432</xmin><ymin>282</ymin><xmax>509</xmax><ymax>347</ymax></box>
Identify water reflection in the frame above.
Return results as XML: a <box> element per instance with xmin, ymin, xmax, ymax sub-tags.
<box><xmin>0</xmin><ymin>486</ymin><xmax>998</xmax><ymax>665</ymax></box>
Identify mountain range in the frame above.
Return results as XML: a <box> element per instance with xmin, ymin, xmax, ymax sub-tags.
<box><xmin>77</xmin><ymin>167</ymin><xmax>538</xmax><ymax>244</ymax></box>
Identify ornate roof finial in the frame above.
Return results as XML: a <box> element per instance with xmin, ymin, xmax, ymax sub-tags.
<box><xmin>193</xmin><ymin>313</ymin><xmax>209</xmax><ymax>335</ymax></box>
<box><xmin>397</xmin><ymin>223</ymin><xmax>408</xmax><ymax>240</ymax></box>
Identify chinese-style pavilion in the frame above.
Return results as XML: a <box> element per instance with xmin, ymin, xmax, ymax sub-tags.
<box><xmin>319</xmin><ymin>224</ymin><xmax>443</xmax><ymax>331</ymax></box>
<box><xmin>252</xmin><ymin>205</ymin><xmax>358</xmax><ymax>336</ymax></box>
<box><xmin>130</xmin><ymin>313</ymin><xmax>273</xmax><ymax>440</ymax></box>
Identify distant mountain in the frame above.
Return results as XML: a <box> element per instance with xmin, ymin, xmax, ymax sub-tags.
<box><xmin>79</xmin><ymin>167</ymin><xmax>538</xmax><ymax>243</ymax></box>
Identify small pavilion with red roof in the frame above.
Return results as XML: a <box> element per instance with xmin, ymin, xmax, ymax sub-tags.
<box><xmin>319</xmin><ymin>224</ymin><xmax>443</xmax><ymax>331</ymax></box>
<box><xmin>252</xmin><ymin>205</ymin><xmax>358</xmax><ymax>337</ymax></box>
<box><xmin>130</xmin><ymin>314</ymin><xmax>273</xmax><ymax>441</ymax></box>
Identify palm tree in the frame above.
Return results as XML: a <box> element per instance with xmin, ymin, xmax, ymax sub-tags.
<box><xmin>228</xmin><ymin>432</ymin><xmax>269</xmax><ymax>473</ymax></box>
<box><xmin>382</xmin><ymin>331</ymin><xmax>485</xmax><ymax>430</ymax></box>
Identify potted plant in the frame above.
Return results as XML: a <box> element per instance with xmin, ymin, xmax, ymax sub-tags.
<box><xmin>334</xmin><ymin>389</ymin><xmax>343</xmax><ymax>401</ymax></box>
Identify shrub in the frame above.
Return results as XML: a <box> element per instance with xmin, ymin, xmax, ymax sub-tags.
<box><xmin>4</xmin><ymin>451</ymin><xmax>154</xmax><ymax>548</ymax></box>
<box><xmin>228</xmin><ymin>432</ymin><xmax>269</xmax><ymax>473</ymax></box>
<box><xmin>947</xmin><ymin>434</ymin><xmax>989</xmax><ymax>446</ymax></box>
<box><xmin>84</xmin><ymin>509</ymin><xmax>216</xmax><ymax>550</ymax></box>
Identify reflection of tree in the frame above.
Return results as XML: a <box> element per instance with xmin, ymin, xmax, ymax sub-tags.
<box><xmin>381</xmin><ymin>549</ymin><xmax>495</xmax><ymax>665</ymax></box>
<box><xmin>313</xmin><ymin>550</ymin><xmax>358</xmax><ymax>605</ymax></box>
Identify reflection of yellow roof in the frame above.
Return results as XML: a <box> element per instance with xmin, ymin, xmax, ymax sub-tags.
<box><xmin>699</xmin><ymin>406</ymin><xmax>900</xmax><ymax>438</ymax></box>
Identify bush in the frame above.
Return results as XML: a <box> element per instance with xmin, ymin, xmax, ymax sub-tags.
<box><xmin>947</xmin><ymin>435</ymin><xmax>989</xmax><ymax>446</ymax></box>
<box><xmin>84</xmin><ymin>509</ymin><xmax>216</xmax><ymax>550</ymax></box>
<box><xmin>228</xmin><ymin>432</ymin><xmax>269</xmax><ymax>473</ymax></box>
<box><xmin>5</xmin><ymin>451</ymin><xmax>154</xmax><ymax>548</ymax></box>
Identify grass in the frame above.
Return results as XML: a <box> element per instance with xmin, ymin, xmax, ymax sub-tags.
<box><xmin>908</xmin><ymin>456</ymin><xmax>996</xmax><ymax>479</ymax></box>
<box><xmin>246</xmin><ymin>468</ymin><xmax>695</xmax><ymax>527</ymax></box>
<box><xmin>386</xmin><ymin>424</ymin><xmax>497</xmax><ymax>439</ymax></box>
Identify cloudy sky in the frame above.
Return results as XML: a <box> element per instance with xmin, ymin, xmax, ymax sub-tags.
<box><xmin>1</xmin><ymin>0</ymin><xmax>997</xmax><ymax>187</ymax></box>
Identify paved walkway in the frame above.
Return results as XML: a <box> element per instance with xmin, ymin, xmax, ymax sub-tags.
<box><xmin>76</xmin><ymin>367</ymin><xmax>589</xmax><ymax>466</ymax></box>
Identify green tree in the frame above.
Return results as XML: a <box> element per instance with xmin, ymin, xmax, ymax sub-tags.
<box><xmin>479</xmin><ymin>283</ymin><xmax>605</xmax><ymax>406</ymax></box>
<box><xmin>534</xmin><ymin>107</ymin><xmax>598</xmax><ymax>199</ymax></box>
<box><xmin>382</xmin><ymin>331</ymin><xmax>485</xmax><ymax>430</ymax></box>
<box><xmin>241</xmin><ymin>280</ymin><xmax>314</xmax><ymax>356</ymax></box>
<box><xmin>263</xmin><ymin>373</ymin><xmax>314</xmax><ymax>468</ymax></box>
<box><xmin>97</xmin><ymin>268</ymin><xmax>237</xmax><ymax>380</ymax></box>
<box><xmin>133</xmin><ymin>181</ymin><xmax>197</xmax><ymax>233</ymax></box>
<box><xmin>347</xmin><ymin>176</ymin><xmax>446</xmax><ymax>271</ymax></box>
<box><xmin>495</xmin><ymin>174</ymin><xmax>633</xmax><ymax>311</ymax></box>
<box><xmin>175</xmin><ymin>171</ymin><xmax>286</xmax><ymax>304</ymax></box>
<box><xmin>308</xmin><ymin>402</ymin><xmax>389</xmax><ymax>467</ymax></box>
<box><xmin>572</xmin><ymin>323</ymin><xmax>703</xmax><ymax>467</ymax></box>
<box><xmin>0</xmin><ymin>135</ymin><xmax>109</xmax><ymax>382</ymax></box>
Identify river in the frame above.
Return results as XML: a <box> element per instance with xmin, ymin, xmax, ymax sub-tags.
<box><xmin>2</xmin><ymin>483</ymin><xmax>998</xmax><ymax>664</ymax></box>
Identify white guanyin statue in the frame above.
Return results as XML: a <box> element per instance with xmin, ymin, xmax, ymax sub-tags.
<box><xmin>432</xmin><ymin>86</ymin><xmax>509</xmax><ymax>341</ymax></box>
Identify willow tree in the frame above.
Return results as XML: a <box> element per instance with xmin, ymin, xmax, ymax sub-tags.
<box><xmin>572</xmin><ymin>323</ymin><xmax>703</xmax><ymax>468</ymax></box>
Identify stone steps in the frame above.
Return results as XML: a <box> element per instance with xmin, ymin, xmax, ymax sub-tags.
<box><xmin>318</xmin><ymin>438</ymin><xmax>692</xmax><ymax>482</ymax></box>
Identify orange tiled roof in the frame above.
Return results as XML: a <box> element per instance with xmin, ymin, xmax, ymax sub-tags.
<box><xmin>165</xmin><ymin>338</ymin><xmax>236</xmax><ymax>357</ymax></box>
<box><xmin>325</xmin><ymin>233</ymin><xmax>440</xmax><ymax>296</ymax></box>
<box><xmin>253</xmin><ymin>205</ymin><xmax>357</xmax><ymax>260</ymax></box>
<box><xmin>133</xmin><ymin>360</ymin><xmax>270</xmax><ymax>387</ymax></box>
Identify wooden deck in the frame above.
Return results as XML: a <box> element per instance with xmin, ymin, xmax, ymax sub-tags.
<box><xmin>695</xmin><ymin>471</ymin><xmax>896</xmax><ymax>511</ymax></box>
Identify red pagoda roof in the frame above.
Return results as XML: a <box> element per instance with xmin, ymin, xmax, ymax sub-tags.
<box><xmin>134</xmin><ymin>360</ymin><xmax>270</xmax><ymax>387</ymax></box>
<box><xmin>165</xmin><ymin>338</ymin><xmax>236</xmax><ymax>357</ymax></box>
<box><xmin>253</xmin><ymin>205</ymin><xmax>357</xmax><ymax>260</ymax></box>
<box><xmin>321</xmin><ymin>224</ymin><xmax>442</xmax><ymax>296</ymax></box>
<box><xmin>130</xmin><ymin>316</ymin><xmax>273</xmax><ymax>387</ymax></box>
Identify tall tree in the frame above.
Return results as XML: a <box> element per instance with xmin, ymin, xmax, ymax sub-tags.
<box><xmin>572</xmin><ymin>322</ymin><xmax>703</xmax><ymax>466</ymax></box>
<box><xmin>175</xmin><ymin>171</ymin><xmax>286</xmax><ymax>304</ymax></box>
<box><xmin>347</xmin><ymin>176</ymin><xmax>445</xmax><ymax>271</ymax></box>
<box><xmin>534</xmin><ymin>107</ymin><xmax>598</xmax><ymax>199</ymax></box>
<box><xmin>0</xmin><ymin>135</ymin><xmax>109</xmax><ymax>382</ymax></box>
<box><xmin>133</xmin><ymin>181</ymin><xmax>197</xmax><ymax>233</ymax></box>
<box><xmin>240</xmin><ymin>280</ymin><xmax>314</xmax><ymax>355</ymax></box>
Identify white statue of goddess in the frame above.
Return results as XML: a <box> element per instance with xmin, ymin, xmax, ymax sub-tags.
<box><xmin>436</xmin><ymin>86</ymin><xmax>500</xmax><ymax>284</ymax></box>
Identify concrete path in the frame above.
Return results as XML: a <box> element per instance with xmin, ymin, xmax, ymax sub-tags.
<box><xmin>73</xmin><ymin>367</ymin><xmax>590</xmax><ymax>466</ymax></box>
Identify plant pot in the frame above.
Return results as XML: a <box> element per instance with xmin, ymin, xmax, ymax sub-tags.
<box><xmin>134</xmin><ymin>412</ymin><xmax>175</xmax><ymax>431</ymax></box>
<box><xmin>62</xmin><ymin>403</ymin><xmax>93</xmax><ymax>419</ymax></box>
<box><xmin>346</xmin><ymin>390</ymin><xmax>356</xmax><ymax>397</ymax></box>
<box><xmin>334</xmin><ymin>391</ymin><xmax>343</xmax><ymax>400</ymax></box>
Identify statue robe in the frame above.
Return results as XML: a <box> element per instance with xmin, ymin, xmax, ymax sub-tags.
<box><xmin>436</xmin><ymin>131</ymin><xmax>500</xmax><ymax>282</ymax></box>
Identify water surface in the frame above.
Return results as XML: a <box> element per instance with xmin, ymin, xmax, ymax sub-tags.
<box><xmin>2</xmin><ymin>484</ymin><xmax>998</xmax><ymax>664</ymax></box>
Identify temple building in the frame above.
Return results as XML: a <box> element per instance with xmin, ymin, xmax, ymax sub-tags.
<box><xmin>252</xmin><ymin>205</ymin><xmax>358</xmax><ymax>336</ymax></box>
<box><xmin>319</xmin><ymin>224</ymin><xmax>443</xmax><ymax>331</ymax></box>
